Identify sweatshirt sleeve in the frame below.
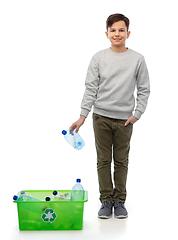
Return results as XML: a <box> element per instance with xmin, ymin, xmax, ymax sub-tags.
<box><xmin>80</xmin><ymin>55</ymin><xmax>100</xmax><ymax>118</ymax></box>
<box><xmin>134</xmin><ymin>57</ymin><xmax>150</xmax><ymax>119</ymax></box>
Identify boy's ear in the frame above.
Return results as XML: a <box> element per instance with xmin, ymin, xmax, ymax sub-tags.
<box><xmin>105</xmin><ymin>31</ymin><xmax>109</xmax><ymax>39</ymax></box>
<box><xmin>127</xmin><ymin>31</ymin><xmax>131</xmax><ymax>39</ymax></box>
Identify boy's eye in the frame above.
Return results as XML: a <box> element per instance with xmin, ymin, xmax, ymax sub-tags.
<box><xmin>110</xmin><ymin>29</ymin><xmax>125</xmax><ymax>32</ymax></box>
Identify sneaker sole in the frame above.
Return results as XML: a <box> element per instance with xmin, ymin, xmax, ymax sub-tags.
<box><xmin>114</xmin><ymin>214</ymin><xmax>128</xmax><ymax>219</ymax></box>
<box><xmin>98</xmin><ymin>214</ymin><xmax>112</xmax><ymax>219</ymax></box>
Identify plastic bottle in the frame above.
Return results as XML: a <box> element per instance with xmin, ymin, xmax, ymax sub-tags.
<box><xmin>70</xmin><ymin>179</ymin><xmax>84</xmax><ymax>201</ymax></box>
<box><xmin>13</xmin><ymin>190</ymin><xmax>40</xmax><ymax>201</ymax></box>
<box><xmin>45</xmin><ymin>191</ymin><xmax>70</xmax><ymax>201</ymax></box>
<box><xmin>50</xmin><ymin>191</ymin><xmax>70</xmax><ymax>201</ymax></box>
<box><xmin>62</xmin><ymin>129</ymin><xmax>85</xmax><ymax>150</ymax></box>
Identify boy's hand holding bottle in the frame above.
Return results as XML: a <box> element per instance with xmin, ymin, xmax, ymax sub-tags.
<box><xmin>62</xmin><ymin>115</ymin><xmax>86</xmax><ymax>150</ymax></box>
<box><xmin>70</xmin><ymin>115</ymin><xmax>86</xmax><ymax>133</ymax></box>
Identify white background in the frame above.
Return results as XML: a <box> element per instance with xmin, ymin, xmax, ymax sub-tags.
<box><xmin>0</xmin><ymin>0</ymin><xmax>178</xmax><ymax>239</ymax></box>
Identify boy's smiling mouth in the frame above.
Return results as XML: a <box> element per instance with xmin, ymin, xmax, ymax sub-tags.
<box><xmin>113</xmin><ymin>38</ymin><xmax>121</xmax><ymax>41</ymax></box>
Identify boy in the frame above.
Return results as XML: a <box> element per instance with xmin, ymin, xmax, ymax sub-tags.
<box><xmin>70</xmin><ymin>13</ymin><xmax>150</xmax><ymax>219</ymax></box>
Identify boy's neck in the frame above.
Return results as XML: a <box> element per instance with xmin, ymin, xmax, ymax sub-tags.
<box><xmin>110</xmin><ymin>45</ymin><xmax>128</xmax><ymax>53</ymax></box>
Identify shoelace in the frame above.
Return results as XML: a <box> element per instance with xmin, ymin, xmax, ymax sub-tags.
<box><xmin>114</xmin><ymin>201</ymin><xmax>125</xmax><ymax>209</ymax></box>
<box><xmin>101</xmin><ymin>201</ymin><xmax>112</xmax><ymax>209</ymax></box>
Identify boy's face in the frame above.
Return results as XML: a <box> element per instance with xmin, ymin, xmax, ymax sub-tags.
<box><xmin>105</xmin><ymin>21</ymin><xmax>130</xmax><ymax>48</ymax></box>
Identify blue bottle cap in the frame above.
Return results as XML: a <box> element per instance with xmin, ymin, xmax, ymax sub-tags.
<box><xmin>77</xmin><ymin>142</ymin><xmax>82</xmax><ymax>146</ymax></box>
<box><xmin>53</xmin><ymin>190</ymin><xmax>58</xmax><ymax>196</ymax></box>
<box><xmin>62</xmin><ymin>130</ymin><xmax>67</xmax><ymax>135</ymax></box>
<box><xmin>13</xmin><ymin>195</ymin><xmax>18</xmax><ymax>201</ymax></box>
<box><xmin>76</xmin><ymin>179</ymin><xmax>81</xmax><ymax>183</ymax></box>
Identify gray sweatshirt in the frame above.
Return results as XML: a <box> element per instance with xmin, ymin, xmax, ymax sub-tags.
<box><xmin>80</xmin><ymin>48</ymin><xmax>150</xmax><ymax>120</ymax></box>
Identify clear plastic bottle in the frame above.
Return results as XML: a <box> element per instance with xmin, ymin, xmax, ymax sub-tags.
<box><xmin>13</xmin><ymin>190</ymin><xmax>40</xmax><ymax>201</ymax></box>
<box><xmin>62</xmin><ymin>129</ymin><xmax>85</xmax><ymax>150</ymax></box>
<box><xmin>70</xmin><ymin>179</ymin><xmax>84</xmax><ymax>201</ymax></box>
<box><xmin>49</xmin><ymin>191</ymin><xmax>70</xmax><ymax>201</ymax></box>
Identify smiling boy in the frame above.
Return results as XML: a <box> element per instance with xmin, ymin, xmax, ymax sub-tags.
<box><xmin>70</xmin><ymin>14</ymin><xmax>150</xmax><ymax>219</ymax></box>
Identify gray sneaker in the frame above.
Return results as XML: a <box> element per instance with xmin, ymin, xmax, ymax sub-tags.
<box><xmin>98</xmin><ymin>201</ymin><xmax>113</xmax><ymax>219</ymax></box>
<box><xmin>114</xmin><ymin>201</ymin><xmax>128</xmax><ymax>219</ymax></box>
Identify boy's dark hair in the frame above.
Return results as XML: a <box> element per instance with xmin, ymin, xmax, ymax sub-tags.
<box><xmin>106</xmin><ymin>14</ymin><xmax>130</xmax><ymax>32</ymax></box>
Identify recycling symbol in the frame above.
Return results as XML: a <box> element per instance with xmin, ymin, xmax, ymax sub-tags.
<box><xmin>41</xmin><ymin>208</ymin><xmax>57</xmax><ymax>223</ymax></box>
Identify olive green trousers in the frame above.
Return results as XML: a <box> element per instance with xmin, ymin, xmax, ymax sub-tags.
<box><xmin>93</xmin><ymin>113</ymin><xmax>133</xmax><ymax>203</ymax></box>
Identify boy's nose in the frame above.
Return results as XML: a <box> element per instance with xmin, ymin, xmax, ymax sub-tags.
<box><xmin>115</xmin><ymin>31</ymin><xmax>120</xmax><ymax>36</ymax></box>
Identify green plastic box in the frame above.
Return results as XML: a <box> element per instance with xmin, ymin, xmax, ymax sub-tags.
<box><xmin>14</xmin><ymin>190</ymin><xmax>88</xmax><ymax>230</ymax></box>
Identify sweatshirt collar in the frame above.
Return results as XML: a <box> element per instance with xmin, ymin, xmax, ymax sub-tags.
<box><xmin>108</xmin><ymin>47</ymin><xmax>130</xmax><ymax>56</ymax></box>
